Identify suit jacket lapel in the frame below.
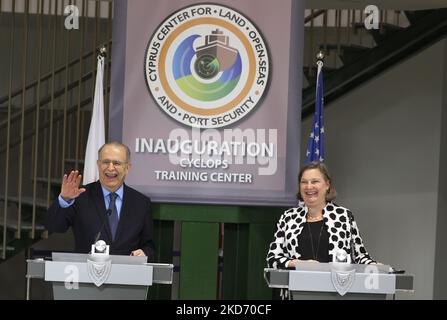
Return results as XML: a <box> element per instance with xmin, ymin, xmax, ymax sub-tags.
<box><xmin>92</xmin><ymin>181</ymin><xmax>113</xmax><ymax>242</ymax></box>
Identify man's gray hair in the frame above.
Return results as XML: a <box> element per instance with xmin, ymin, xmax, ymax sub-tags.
<box><xmin>98</xmin><ymin>141</ymin><xmax>131</xmax><ymax>162</ymax></box>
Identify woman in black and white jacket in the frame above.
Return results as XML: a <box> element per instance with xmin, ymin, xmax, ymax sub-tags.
<box><xmin>267</xmin><ymin>161</ymin><xmax>375</xmax><ymax>269</ymax></box>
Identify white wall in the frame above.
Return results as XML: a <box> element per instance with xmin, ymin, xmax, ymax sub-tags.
<box><xmin>302</xmin><ymin>38</ymin><xmax>447</xmax><ymax>299</ymax></box>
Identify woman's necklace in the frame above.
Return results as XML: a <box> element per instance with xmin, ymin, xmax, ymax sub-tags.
<box><xmin>307</xmin><ymin>221</ymin><xmax>324</xmax><ymax>261</ymax></box>
<box><xmin>306</xmin><ymin>214</ymin><xmax>323</xmax><ymax>222</ymax></box>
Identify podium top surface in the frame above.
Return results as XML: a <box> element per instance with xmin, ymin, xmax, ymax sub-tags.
<box><xmin>27</xmin><ymin>257</ymin><xmax>174</xmax><ymax>285</ymax></box>
<box><xmin>52</xmin><ymin>252</ymin><xmax>147</xmax><ymax>265</ymax></box>
<box><xmin>294</xmin><ymin>262</ymin><xmax>392</xmax><ymax>273</ymax></box>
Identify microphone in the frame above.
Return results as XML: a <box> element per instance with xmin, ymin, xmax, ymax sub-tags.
<box><xmin>94</xmin><ymin>209</ymin><xmax>112</xmax><ymax>244</ymax></box>
<box><xmin>347</xmin><ymin>211</ymin><xmax>356</xmax><ymax>264</ymax></box>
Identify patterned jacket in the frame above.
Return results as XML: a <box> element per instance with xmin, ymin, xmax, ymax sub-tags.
<box><xmin>266</xmin><ymin>202</ymin><xmax>375</xmax><ymax>268</ymax></box>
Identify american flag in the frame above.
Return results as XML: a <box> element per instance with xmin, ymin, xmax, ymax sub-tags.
<box><xmin>305</xmin><ymin>60</ymin><xmax>325</xmax><ymax>163</ymax></box>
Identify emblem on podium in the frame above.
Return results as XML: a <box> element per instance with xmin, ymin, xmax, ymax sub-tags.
<box><xmin>331</xmin><ymin>249</ymin><xmax>355</xmax><ymax>296</ymax></box>
<box><xmin>87</xmin><ymin>240</ymin><xmax>112</xmax><ymax>287</ymax></box>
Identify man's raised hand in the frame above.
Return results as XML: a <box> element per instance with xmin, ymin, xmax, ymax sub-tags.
<box><xmin>60</xmin><ymin>170</ymin><xmax>86</xmax><ymax>201</ymax></box>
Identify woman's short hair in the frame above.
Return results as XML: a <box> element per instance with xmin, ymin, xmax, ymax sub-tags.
<box><xmin>297</xmin><ymin>161</ymin><xmax>337</xmax><ymax>201</ymax></box>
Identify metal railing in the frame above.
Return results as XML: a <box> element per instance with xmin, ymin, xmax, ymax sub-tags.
<box><xmin>303</xmin><ymin>9</ymin><xmax>409</xmax><ymax>87</ymax></box>
<box><xmin>0</xmin><ymin>0</ymin><xmax>113</xmax><ymax>259</ymax></box>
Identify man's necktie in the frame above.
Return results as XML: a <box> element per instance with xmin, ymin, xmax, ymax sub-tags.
<box><xmin>108</xmin><ymin>192</ymin><xmax>119</xmax><ymax>241</ymax></box>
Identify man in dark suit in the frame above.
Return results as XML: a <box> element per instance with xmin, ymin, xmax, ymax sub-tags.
<box><xmin>45</xmin><ymin>141</ymin><xmax>155</xmax><ymax>261</ymax></box>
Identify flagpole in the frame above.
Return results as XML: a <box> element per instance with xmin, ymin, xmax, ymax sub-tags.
<box><xmin>316</xmin><ymin>50</ymin><xmax>324</xmax><ymax>67</ymax></box>
<box><xmin>315</xmin><ymin>50</ymin><xmax>324</xmax><ymax>90</ymax></box>
<box><xmin>98</xmin><ymin>46</ymin><xmax>107</xmax><ymax>58</ymax></box>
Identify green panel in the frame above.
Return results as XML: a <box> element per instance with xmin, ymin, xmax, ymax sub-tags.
<box><xmin>179</xmin><ymin>222</ymin><xmax>219</xmax><ymax>299</ymax></box>
<box><xmin>222</xmin><ymin>223</ymin><xmax>249</xmax><ymax>299</ymax></box>
<box><xmin>222</xmin><ymin>222</ymin><xmax>278</xmax><ymax>300</ymax></box>
<box><xmin>148</xmin><ymin>219</ymin><xmax>174</xmax><ymax>300</ymax></box>
<box><xmin>150</xmin><ymin>204</ymin><xmax>284</xmax><ymax>300</ymax></box>
<box><xmin>246</xmin><ymin>223</ymin><xmax>277</xmax><ymax>299</ymax></box>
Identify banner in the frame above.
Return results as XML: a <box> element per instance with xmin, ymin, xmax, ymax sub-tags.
<box><xmin>109</xmin><ymin>0</ymin><xmax>304</xmax><ymax>206</ymax></box>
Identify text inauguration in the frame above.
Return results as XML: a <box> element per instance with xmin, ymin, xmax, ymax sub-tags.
<box><xmin>135</xmin><ymin>138</ymin><xmax>274</xmax><ymax>158</ymax></box>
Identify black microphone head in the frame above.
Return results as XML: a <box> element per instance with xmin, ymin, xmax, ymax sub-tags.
<box><xmin>106</xmin><ymin>208</ymin><xmax>112</xmax><ymax>216</ymax></box>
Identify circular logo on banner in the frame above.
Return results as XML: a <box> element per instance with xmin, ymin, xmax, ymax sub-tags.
<box><xmin>145</xmin><ymin>4</ymin><xmax>270</xmax><ymax>128</ymax></box>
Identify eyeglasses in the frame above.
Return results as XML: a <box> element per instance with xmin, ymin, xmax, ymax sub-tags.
<box><xmin>100</xmin><ymin>159</ymin><xmax>127</xmax><ymax>168</ymax></box>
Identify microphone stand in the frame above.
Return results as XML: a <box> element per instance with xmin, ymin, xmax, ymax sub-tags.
<box><xmin>94</xmin><ymin>209</ymin><xmax>112</xmax><ymax>243</ymax></box>
<box><xmin>347</xmin><ymin>211</ymin><xmax>356</xmax><ymax>264</ymax></box>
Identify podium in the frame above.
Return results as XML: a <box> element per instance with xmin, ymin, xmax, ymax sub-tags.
<box><xmin>264</xmin><ymin>262</ymin><xmax>414</xmax><ymax>300</ymax></box>
<box><xmin>26</xmin><ymin>252</ymin><xmax>173</xmax><ymax>300</ymax></box>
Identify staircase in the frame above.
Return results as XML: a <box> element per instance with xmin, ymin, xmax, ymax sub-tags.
<box><xmin>0</xmin><ymin>0</ymin><xmax>113</xmax><ymax>260</ymax></box>
<box><xmin>302</xmin><ymin>8</ymin><xmax>447</xmax><ymax>117</ymax></box>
